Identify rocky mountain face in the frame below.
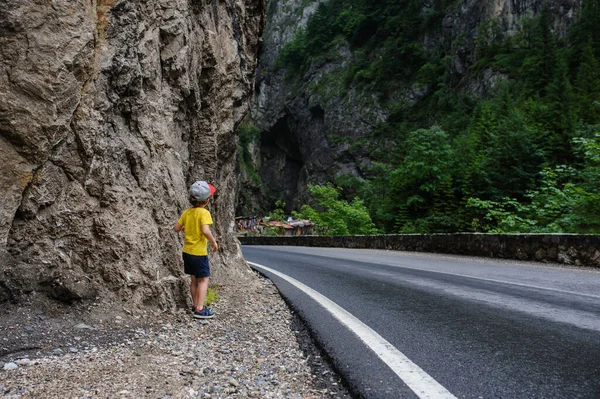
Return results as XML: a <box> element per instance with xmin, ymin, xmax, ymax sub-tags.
<box><xmin>239</xmin><ymin>0</ymin><xmax>580</xmax><ymax>215</ymax></box>
<box><xmin>0</xmin><ymin>0</ymin><xmax>265</xmax><ymax>308</ymax></box>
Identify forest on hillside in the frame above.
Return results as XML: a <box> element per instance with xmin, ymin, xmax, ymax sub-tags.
<box><xmin>259</xmin><ymin>0</ymin><xmax>600</xmax><ymax>234</ymax></box>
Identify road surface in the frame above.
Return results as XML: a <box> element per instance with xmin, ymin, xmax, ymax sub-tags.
<box><xmin>242</xmin><ymin>245</ymin><xmax>600</xmax><ymax>399</ymax></box>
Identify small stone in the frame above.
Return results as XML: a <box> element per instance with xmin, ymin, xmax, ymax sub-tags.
<box><xmin>256</xmin><ymin>377</ymin><xmax>267</xmax><ymax>385</ymax></box>
<box><xmin>16</xmin><ymin>359</ymin><xmax>32</xmax><ymax>366</ymax></box>
<box><xmin>23</xmin><ymin>326</ymin><xmax>34</xmax><ymax>333</ymax></box>
<box><xmin>53</xmin><ymin>348</ymin><xmax>64</xmax><ymax>356</ymax></box>
<box><xmin>228</xmin><ymin>378</ymin><xmax>240</xmax><ymax>388</ymax></box>
<box><xmin>74</xmin><ymin>323</ymin><xmax>94</xmax><ymax>330</ymax></box>
<box><xmin>3</xmin><ymin>362</ymin><xmax>18</xmax><ymax>370</ymax></box>
<box><xmin>69</xmin><ymin>347</ymin><xmax>79</xmax><ymax>353</ymax></box>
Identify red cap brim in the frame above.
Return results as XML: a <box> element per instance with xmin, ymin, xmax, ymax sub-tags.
<box><xmin>208</xmin><ymin>184</ymin><xmax>216</xmax><ymax>196</ymax></box>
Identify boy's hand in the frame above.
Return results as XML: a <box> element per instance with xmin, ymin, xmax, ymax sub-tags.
<box><xmin>201</xmin><ymin>224</ymin><xmax>218</xmax><ymax>253</ymax></box>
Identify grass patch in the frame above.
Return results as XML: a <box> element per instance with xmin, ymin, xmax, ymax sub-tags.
<box><xmin>206</xmin><ymin>285</ymin><xmax>221</xmax><ymax>306</ymax></box>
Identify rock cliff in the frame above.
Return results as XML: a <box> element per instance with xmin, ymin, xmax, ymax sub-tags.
<box><xmin>0</xmin><ymin>0</ymin><xmax>265</xmax><ymax>307</ymax></box>
<box><xmin>241</xmin><ymin>0</ymin><xmax>580</xmax><ymax>215</ymax></box>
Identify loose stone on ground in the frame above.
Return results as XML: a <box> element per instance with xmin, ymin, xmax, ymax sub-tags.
<box><xmin>0</xmin><ymin>275</ymin><xmax>352</xmax><ymax>398</ymax></box>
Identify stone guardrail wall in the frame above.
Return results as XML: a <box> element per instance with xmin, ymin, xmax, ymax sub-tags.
<box><xmin>238</xmin><ymin>234</ymin><xmax>600</xmax><ymax>268</ymax></box>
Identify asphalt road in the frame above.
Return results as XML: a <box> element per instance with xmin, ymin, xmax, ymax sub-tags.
<box><xmin>242</xmin><ymin>245</ymin><xmax>600</xmax><ymax>399</ymax></box>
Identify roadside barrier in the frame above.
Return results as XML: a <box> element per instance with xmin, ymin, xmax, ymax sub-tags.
<box><xmin>238</xmin><ymin>234</ymin><xmax>600</xmax><ymax>268</ymax></box>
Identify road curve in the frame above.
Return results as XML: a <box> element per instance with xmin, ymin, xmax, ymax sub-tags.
<box><xmin>242</xmin><ymin>245</ymin><xmax>600</xmax><ymax>399</ymax></box>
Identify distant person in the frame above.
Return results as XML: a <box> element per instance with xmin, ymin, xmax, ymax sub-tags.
<box><xmin>174</xmin><ymin>181</ymin><xmax>218</xmax><ymax>319</ymax></box>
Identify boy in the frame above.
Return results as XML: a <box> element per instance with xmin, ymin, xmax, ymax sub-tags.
<box><xmin>174</xmin><ymin>180</ymin><xmax>218</xmax><ymax>319</ymax></box>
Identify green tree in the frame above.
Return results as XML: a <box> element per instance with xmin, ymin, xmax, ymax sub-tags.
<box><xmin>518</xmin><ymin>6</ymin><xmax>557</xmax><ymax>95</ymax></box>
<box><xmin>390</xmin><ymin>126</ymin><xmax>454</xmax><ymax>229</ymax></box>
<box><xmin>543</xmin><ymin>54</ymin><xmax>575</xmax><ymax>163</ymax></box>
<box><xmin>356</xmin><ymin>162</ymin><xmax>396</xmax><ymax>232</ymax></box>
<box><xmin>294</xmin><ymin>184</ymin><xmax>379</xmax><ymax>236</ymax></box>
<box><xmin>574</xmin><ymin>39</ymin><xmax>600</xmax><ymax>124</ymax></box>
<box><xmin>276</xmin><ymin>29</ymin><xmax>308</xmax><ymax>78</ymax></box>
<box><xmin>569</xmin><ymin>0</ymin><xmax>600</xmax><ymax>59</ymax></box>
<box><xmin>265</xmin><ymin>201</ymin><xmax>288</xmax><ymax>236</ymax></box>
<box><xmin>455</xmin><ymin>101</ymin><xmax>495</xmax><ymax>197</ymax></box>
<box><xmin>467</xmin><ymin>132</ymin><xmax>600</xmax><ymax>233</ymax></box>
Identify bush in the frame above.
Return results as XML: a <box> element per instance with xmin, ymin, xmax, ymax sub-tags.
<box><xmin>294</xmin><ymin>184</ymin><xmax>380</xmax><ymax>236</ymax></box>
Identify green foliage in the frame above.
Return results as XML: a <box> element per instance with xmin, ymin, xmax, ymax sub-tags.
<box><xmin>276</xmin><ymin>29</ymin><xmax>309</xmax><ymax>77</ymax></box>
<box><xmin>294</xmin><ymin>184</ymin><xmax>380</xmax><ymax>236</ymax></box>
<box><xmin>387</xmin><ymin>126</ymin><xmax>461</xmax><ymax>232</ymax></box>
<box><xmin>263</xmin><ymin>201</ymin><xmax>288</xmax><ymax>236</ymax></box>
<box><xmin>238</xmin><ymin>121</ymin><xmax>262</xmax><ymax>186</ymax></box>
<box><xmin>336</xmin><ymin>9</ymin><xmax>366</xmax><ymax>40</ymax></box>
<box><xmin>267</xmin><ymin>200</ymin><xmax>287</xmax><ymax>222</ymax></box>
<box><xmin>238</xmin><ymin>121</ymin><xmax>261</xmax><ymax>164</ymax></box>
<box><xmin>468</xmin><ymin>132</ymin><xmax>600</xmax><ymax>233</ymax></box>
<box><xmin>276</xmin><ymin>0</ymin><xmax>445</xmax><ymax>91</ymax></box>
<box><xmin>574</xmin><ymin>131</ymin><xmax>600</xmax><ymax>163</ymax></box>
<box><xmin>574</xmin><ymin>39</ymin><xmax>600</xmax><ymax>124</ymax></box>
<box><xmin>270</xmin><ymin>0</ymin><xmax>600</xmax><ymax>234</ymax></box>
<box><xmin>391</xmin><ymin>126</ymin><xmax>453</xmax><ymax>194</ymax></box>
<box><xmin>206</xmin><ymin>286</ymin><xmax>220</xmax><ymax>306</ymax></box>
<box><xmin>354</xmin><ymin>163</ymin><xmax>397</xmax><ymax>232</ymax></box>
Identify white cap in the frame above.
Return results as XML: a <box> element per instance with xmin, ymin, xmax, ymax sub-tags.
<box><xmin>189</xmin><ymin>181</ymin><xmax>216</xmax><ymax>200</ymax></box>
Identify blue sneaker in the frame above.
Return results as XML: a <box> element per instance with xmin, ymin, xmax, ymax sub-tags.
<box><xmin>193</xmin><ymin>307</ymin><xmax>214</xmax><ymax>319</ymax></box>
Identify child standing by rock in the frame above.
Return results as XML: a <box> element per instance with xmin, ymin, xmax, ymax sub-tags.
<box><xmin>174</xmin><ymin>181</ymin><xmax>218</xmax><ymax>319</ymax></box>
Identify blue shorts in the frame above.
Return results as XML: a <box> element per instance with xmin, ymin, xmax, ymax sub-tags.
<box><xmin>182</xmin><ymin>253</ymin><xmax>210</xmax><ymax>278</ymax></box>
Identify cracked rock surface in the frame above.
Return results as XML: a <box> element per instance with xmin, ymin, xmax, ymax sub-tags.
<box><xmin>0</xmin><ymin>0</ymin><xmax>264</xmax><ymax>306</ymax></box>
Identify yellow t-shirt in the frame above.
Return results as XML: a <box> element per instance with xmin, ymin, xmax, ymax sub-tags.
<box><xmin>177</xmin><ymin>207</ymin><xmax>213</xmax><ymax>256</ymax></box>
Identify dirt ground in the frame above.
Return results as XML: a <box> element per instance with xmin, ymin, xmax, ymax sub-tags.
<box><xmin>0</xmin><ymin>277</ymin><xmax>353</xmax><ymax>398</ymax></box>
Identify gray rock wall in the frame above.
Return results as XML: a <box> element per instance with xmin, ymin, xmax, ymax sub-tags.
<box><xmin>0</xmin><ymin>0</ymin><xmax>265</xmax><ymax>307</ymax></box>
<box><xmin>239</xmin><ymin>234</ymin><xmax>600</xmax><ymax>268</ymax></box>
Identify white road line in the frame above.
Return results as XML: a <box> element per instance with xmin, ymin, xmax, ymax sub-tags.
<box><xmin>248</xmin><ymin>261</ymin><xmax>457</xmax><ymax>399</ymax></box>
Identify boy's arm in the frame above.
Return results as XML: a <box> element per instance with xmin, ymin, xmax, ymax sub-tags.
<box><xmin>174</xmin><ymin>222</ymin><xmax>184</xmax><ymax>232</ymax></box>
<box><xmin>201</xmin><ymin>224</ymin><xmax>218</xmax><ymax>253</ymax></box>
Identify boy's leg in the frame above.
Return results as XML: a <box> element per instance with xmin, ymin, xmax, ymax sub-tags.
<box><xmin>190</xmin><ymin>276</ymin><xmax>198</xmax><ymax>311</ymax></box>
<box><xmin>196</xmin><ymin>277</ymin><xmax>209</xmax><ymax>310</ymax></box>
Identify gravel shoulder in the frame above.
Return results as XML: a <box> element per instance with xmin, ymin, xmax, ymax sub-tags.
<box><xmin>0</xmin><ymin>272</ymin><xmax>352</xmax><ymax>398</ymax></box>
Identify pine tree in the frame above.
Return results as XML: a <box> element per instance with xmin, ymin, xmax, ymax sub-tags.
<box><xmin>430</xmin><ymin>176</ymin><xmax>458</xmax><ymax>232</ymax></box>
<box><xmin>544</xmin><ymin>54</ymin><xmax>575</xmax><ymax>163</ymax></box>
<box><xmin>519</xmin><ymin>6</ymin><xmax>557</xmax><ymax>96</ymax></box>
<box><xmin>394</xmin><ymin>204</ymin><xmax>410</xmax><ymax>232</ymax></box>
<box><xmin>570</xmin><ymin>0</ymin><xmax>600</xmax><ymax>58</ymax></box>
<box><xmin>574</xmin><ymin>38</ymin><xmax>600</xmax><ymax>124</ymax></box>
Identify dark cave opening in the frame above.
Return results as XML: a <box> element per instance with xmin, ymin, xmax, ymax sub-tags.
<box><xmin>259</xmin><ymin>113</ymin><xmax>304</xmax><ymax>212</ymax></box>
